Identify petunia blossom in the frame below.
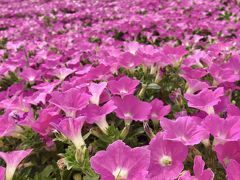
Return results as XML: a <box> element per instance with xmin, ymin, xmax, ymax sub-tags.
<box><xmin>49</xmin><ymin>88</ymin><xmax>91</xmax><ymax>117</ymax></box>
<box><xmin>148</xmin><ymin>133</ymin><xmax>188</xmax><ymax>179</ymax></box>
<box><xmin>81</xmin><ymin>100</ymin><xmax>116</xmax><ymax>133</ymax></box>
<box><xmin>214</xmin><ymin>141</ymin><xmax>240</xmax><ymax>167</ymax></box>
<box><xmin>107</xmin><ymin>76</ymin><xmax>139</xmax><ymax>97</ymax></box>
<box><xmin>113</xmin><ymin>95</ymin><xmax>152</xmax><ymax>121</ymax></box>
<box><xmin>149</xmin><ymin>99</ymin><xmax>171</xmax><ymax>121</ymax></box>
<box><xmin>202</xmin><ymin>115</ymin><xmax>240</xmax><ymax>145</ymax></box>
<box><xmin>51</xmin><ymin>117</ymin><xmax>86</xmax><ymax>150</ymax></box>
<box><xmin>179</xmin><ymin>156</ymin><xmax>214</xmax><ymax>180</ymax></box>
<box><xmin>184</xmin><ymin>88</ymin><xmax>224</xmax><ymax>115</ymax></box>
<box><xmin>0</xmin><ymin>166</ymin><xmax>5</xmax><ymax>180</ymax></box>
<box><xmin>226</xmin><ymin>160</ymin><xmax>240</xmax><ymax>180</ymax></box>
<box><xmin>0</xmin><ymin>149</ymin><xmax>32</xmax><ymax>180</ymax></box>
<box><xmin>161</xmin><ymin>116</ymin><xmax>209</xmax><ymax>146</ymax></box>
<box><xmin>88</xmin><ymin>82</ymin><xmax>107</xmax><ymax>105</ymax></box>
<box><xmin>90</xmin><ymin>140</ymin><xmax>150</xmax><ymax>180</ymax></box>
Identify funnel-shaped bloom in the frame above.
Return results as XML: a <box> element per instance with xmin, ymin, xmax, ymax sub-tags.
<box><xmin>214</xmin><ymin>141</ymin><xmax>240</xmax><ymax>167</ymax></box>
<box><xmin>49</xmin><ymin>88</ymin><xmax>91</xmax><ymax>117</ymax></box>
<box><xmin>90</xmin><ymin>140</ymin><xmax>150</xmax><ymax>180</ymax></box>
<box><xmin>0</xmin><ymin>149</ymin><xmax>32</xmax><ymax>180</ymax></box>
<box><xmin>19</xmin><ymin>68</ymin><xmax>41</xmax><ymax>82</ymax></box>
<box><xmin>185</xmin><ymin>78</ymin><xmax>210</xmax><ymax>94</ymax></box>
<box><xmin>89</xmin><ymin>82</ymin><xmax>107</xmax><ymax>105</ymax></box>
<box><xmin>51</xmin><ymin>67</ymin><xmax>75</xmax><ymax>80</ymax></box>
<box><xmin>51</xmin><ymin>117</ymin><xmax>85</xmax><ymax>149</ymax></box>
<box><xmin>0</xmin><ymin>166</ymin><xmax>5</xmax><ymax>180</ymax></box>
<box><xmin>108</xmin><ymin>76</ymin><xmax>139</xmax><ymax>97</ymax></box>
<box><xmin>113</xmin><ymin>95</ymin><xmax>152</xmax><ymax>121</ymax></box>
<box><xmin>32</xmin><ymin>107</ymin><xmax>60</xmax><ymax>136</ymax></box>
<box><xmin>0</xmin><ymin>113</ymin><xmax>16</xmax><ymax>137</ymax></box>
<box><xmin>82</xmin><ymin>100</ymin><xmax>116</xmax><ymax>133</ymax></box>
<box><xmin>226</xmin><ymin>160</ymin><xmax>240</xmax><ymax>180</ymax></box>
<box><xmin>161</xmin><ymin>116</ymin><xmax>209</xmax><ymax>145</ymax></box>
<box><xmin>202</xmin><ymin>115</ymin><xmax>240</xmax><ymax>145</ymax></box>
<box><xmin>148</xmin><ymin>133</ymin><xmax>188</xmax><ymax>179</ymax></box>
<box><xmin>149</xmin><ymin>99</ymin><xmax>171</xmax><ymax>121</ymax></box>
<box><xmin>180</xmin><ymin>156</ymin><xmax>214</xmax><ymax>180</ymax></box>
<box><xmin>184</xmin><ymin>88</ymin><xmax>224</xmax><ymax>114</ymax></box>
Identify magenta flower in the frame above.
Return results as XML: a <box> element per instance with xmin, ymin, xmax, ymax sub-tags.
<box><xmin>51</xmin><ymin>67</ymin><xmax>76</xmax><ymax>80</ymax></box>
<box><xmin>184</xmin><ymin>88</ymin><xmax>224</xmax><ymax>114</ymax></box>
<box><xmin>180</xmin><ymin>156</ymin><xmax>214</xmax><ymax>180</ymax></box>
<box><xmin>113</xmin><ymin>95</ymin><xmax>152</xmax><ymax>121</ymax></box>
<box><xmin>161</xmin><ymin>116</ymin><xmax>209</xmax><ymax>145</ymax></box>
<box><xmin>51</xmin><ymin>117</ymin><xmax>85</xmax><ymax>149</ymax></box>
<box><xmin>90</xmin><ymin>140</ymin><xmax>150</xmax><ymax>180</ymax></box>
<box><xmin>202</xmin><ymin>115</ymin><xmax>240</xmax><ymax>145</ymax></box>
<box><xmin>88</xmin><ymin>82</ymin><xmax>107</xmax><ymax>105</ymax></box>
<box><xmin>49</xmin><ymin>88</ymin><xmax>91</xmax><ymax>117</ymax></box>
<box><xmin>32</xmin><ymin>107</ymin><xmax>60</xmax><ymax>136</ymax></box>
<box><xmin>185</xmin><ymin>78</ymin><xmax>210</xmax><ymax>94</ymax></box>
<box><xmin>148</xmin><ymin>133</ymin><xmax>188</xmax><ymax>179</ymax></box>
<box><xmin>149</xmin><ymin>99</ymin><xmax>171</xmax><ymax>121</ymax></box>
<box><xmin>19</xmin><ymin>67</ymin><xmax>41</xmax><ymax>82</ymax></box>
<box><xmin>0</xmin><ymin>166</ymin><xmax>5</xmax><ymax>180</ymax></box>
<box><xmin>108</xmin><ymin>76</ymin><xmax>139</xmax><ymax>97</ymax></box>
<box><xmin>214</xmin><ymin>141</ymin><xmax>240</xmax><ymax>167</ymax></box>
<box><xmin>226</xmin><ymin>160</ymin><xmax>240</xmax><ymax>180</ymax></box>
<box><xmin>0</xmin><ymin>149</ymin><xmax>32</xmax><ymax>180</ymax></box>
<box><xmin>82</xmin><ymin>100</ymin><xmax>116</xmax><ymax>133</ymax></box>
<box><xmin>0</xmin><ymin>113</ymin><xmax>16</xmax><ymax>137</ymax></box>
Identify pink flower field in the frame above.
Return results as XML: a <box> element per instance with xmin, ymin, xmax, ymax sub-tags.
<box><xmin>0</xmin><ymin>0</ymin><xmax>240</xmax><ymax>179</ymax></box>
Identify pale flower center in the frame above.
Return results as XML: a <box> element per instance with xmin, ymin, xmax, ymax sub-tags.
<box><xmin>120</xmin><ymin>89</ymin><xmax>128</xmax><ymax>94</ymax></box>
<box><xmin>159</xmin><ymin>155</ymin><xmax>172</xmax><ymax>167</ymax></box>
<box><xmin>124</xmin><ymin>112</ymin><xmax>132</xmax><ymax>120</ymax></box>
<box><xmin>112</xmin><ymin>167</ymin><xmax>128</xmax><ymax>180</ymax></box>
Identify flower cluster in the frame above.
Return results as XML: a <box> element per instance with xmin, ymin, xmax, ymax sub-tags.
<box><xmin>0</xmin><ymin>0</ymin><xmax>240</xmax><ymax>179</ymax></box>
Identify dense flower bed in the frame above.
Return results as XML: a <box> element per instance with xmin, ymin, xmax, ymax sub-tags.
<box><xmin>0</xmin><ymin>0</ymin><xmax>240</xmax><ymax>179</ymax></box>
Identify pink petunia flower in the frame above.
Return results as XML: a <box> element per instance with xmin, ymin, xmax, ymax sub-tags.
<box><xmin>51</xmin><ymin>117</ymin><xmax>85</xmax><ymax>150</ymax></box>
<box><xmin>49</xmin><ymin>88</ymin><xmax>91</xmax><ymax>117</ymax></box>
<box><xmin>113</xmin><ymin>95</ymin><xmax>152</xmax><ymax>121</ymax></box>
<box><xmin>0</xmin><ymin>166</ymin><xmax>5</xmax><ymax>180</ymax></box>
<box><xmin>214</xmin><ymin>141</ymin><xmax>240</xmax><ymax>167</ymax></box>
<box><xmin>202</xmin><ymin>115</ymin><xmax>240</xmax><ymax>145</ymax></box>
<box><xmin>179</xmin><ymin>156</ymin><xmax>214</xmax><ymax>180</ymax></box>
<box><xmin>19</xmin><ymin>68</ymin><xmax>41</xmax><ymax>83</ymax></box>
<box><xmin>107</xmin><ymin>76</ymin><xmax>139</xmax><ymax>97</ymax></box>
<box><xmin>0</xmin><ymin>149</ymin><xmax>32</xmax><ymax>180</ymax></box>
<box><xmin>161</xmin><ymin>116</ymin><xmax>209</xmax><ymax>146</ymax></box>
<box><xmin>90</xmin><ymin>140</ymin><xmax>150</xmax><ymax>180</ymax></box>
<box><xmin>148</xmin><ymin>133</ymin><xmax>188</xmax><ymax>179</ymax></box>
<box><xmin>88</xmin><ymin>82</ymin><xmax>107</xmax><ymax>105</ymax></box>
<box><xmin>226</xmin><ymin>160</ymin><xmax>240</xmax><ymax>180</ymax></box>
<box><xmin>184</xmin><ymin>88</ymin><xmax>224</xmax><ymax>115</ymax></box>
<box><xmin>51</xmin><ymin>67</ymin><xmax>76</xmax><ymax>81</ymax></box>
<box><xmin>81</xmin><ymin>100</ymin><xmax>116</xmax><ymax>133</ymax></box>
<box><xmin>149</xmin><ymin>99</ymin><xmax>171</xmax><ymax>121</ymax></box>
